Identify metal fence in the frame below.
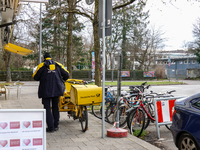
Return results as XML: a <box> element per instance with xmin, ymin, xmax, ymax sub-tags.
<box><xmin>0</xmin><ymin>70</ymin><xmax>157</xmax><ymax>81</ymax></box>
<box><xmin>0</xmin><ymin>71</ymin><xmax>33</xmax><ymax>81</ymax></box>
<box><xmin>0</xmin><ymin>69</ymin><xmax>192</xmax><ymax>81</ymax></box>
<box><xmin>166</xmin><ymin>69</ymin><xmax>187</xmax><ymax>80</ymax></box>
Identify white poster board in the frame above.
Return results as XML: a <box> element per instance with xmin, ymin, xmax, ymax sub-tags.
<box><xmin>0</xmin><ymin>109</ymin><xmax>46</xmax><ymax>150</ymax></box>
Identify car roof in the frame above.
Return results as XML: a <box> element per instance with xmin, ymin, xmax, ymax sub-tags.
<box><xmin>175</xmin><ymin>92</ymin><xmax>200</xmax><ymax>107</ymax></box>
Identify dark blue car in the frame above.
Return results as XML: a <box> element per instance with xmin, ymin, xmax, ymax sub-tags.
<box><xmin>170</xmin><ymin>93</ymin><xmax>200</xmax><ymax>150</ymax></box>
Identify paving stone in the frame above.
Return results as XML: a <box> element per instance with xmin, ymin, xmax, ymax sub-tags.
<box><xmin>0</xmin><ymin>81</ymin><xmax>161</xmax><ymax>150</ymax></box>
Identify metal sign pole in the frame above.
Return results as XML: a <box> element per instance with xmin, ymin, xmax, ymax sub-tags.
<box><xmin>116</xmin><ymin>53</ymin><xmax>121</xmax><ymax>128</ymax></box>
<box><xmin>39</xmin><ymin>3</ymin><xmax>42</xmax><ymax>64</ymax></box>
<box><xmin>101</xmin><ymin>0</ymin><xmax>106</xmax><ymax>138</ymax></box>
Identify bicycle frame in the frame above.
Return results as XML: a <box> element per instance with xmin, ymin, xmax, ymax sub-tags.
<box><xmin>137</xmin><ymin>100</ymin><xmax>155</xmax><ymax>121</ymax></box>
<box><xmin>106</xmin><ymin>92</ymin><xmax>115</xmax><ymax>101</ymax></box>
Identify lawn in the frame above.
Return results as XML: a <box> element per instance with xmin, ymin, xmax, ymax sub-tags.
<box><xmin>0</xmin><ymin>82</ymin><xmax>24</xmax><ymax>87</ymax></box>
<box><xmin>103</xmin><ymin>81</ymin><xmax>184</xmax><ymax>86</ymax></box>
<box><xmin>0</xmin><ymin>80</ymin><xmax>184</xmax><ymax>87</ymax></box>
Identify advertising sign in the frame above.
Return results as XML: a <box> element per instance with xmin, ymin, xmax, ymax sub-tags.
<box><xmin>0</xmin><ymin>109</ymin><xmax>46</xmax><ymax>150</ymax></box>
<box><xmin>121</xmin><ymin>71</ymin><xmax>130</xmax><ymax>77</ymax></box>
<box><xmin>143</xmin><ymin>71</ymin><xmax>155</xmax><ymax>77</ymax></box>
<box><xmin>92</xmin><ymin>51</ymin><xmax>95</xmax><ymax>81</ymax></box>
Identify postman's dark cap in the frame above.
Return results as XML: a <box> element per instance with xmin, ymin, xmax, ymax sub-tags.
<box><xmin>44</xmin><ymin>52</ymin><xmax>52</xmax><ymax>59</ymax></box>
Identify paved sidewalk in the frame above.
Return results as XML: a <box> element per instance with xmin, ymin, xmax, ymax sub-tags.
<box><xmin>0</xmin><ymin>81</ymin><xmax>160</xmax><ymax>150</ymax></box>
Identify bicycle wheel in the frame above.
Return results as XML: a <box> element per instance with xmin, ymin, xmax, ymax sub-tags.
<box><xmin>79</xmin><ymin>106</ymin><xmax>88</xmax><ymax>132</ymax></box>
<box><xmin>126</xmin><ymin>107</ymin><xmax>137</xmax><ymax>129</ymax></box>
<box><xmin>143</xmin><ymin>102</ymin><xmax>155</xmax><ymax>130</ymax></box>
<box><xmin>92</xmin><ymin>102</ymin><xmax>109</xmax><ymax>119</ymax></box>
<box><xmin>113</xmin><ymin>105</ymin><xmax>128</xmax><ymax>128</ymax></box>
<box><xmin>92</xmin><ymin>104</ymin><xmax>102</xmax><ymax>119</ymax></box>
<box><xmin>105</xmin><ymin>103</ymin><xmax>116</xmax><ymax>124</ymax></box>
<box><xmin>129</xmin><ymin>108</ymin><xmax>145</xmax><ymax>137</ymax></box>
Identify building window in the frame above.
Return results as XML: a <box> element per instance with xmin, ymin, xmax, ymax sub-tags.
<box><xmin>179</xmin><ymin>61</ymin><xmax>183</xmax><ymax>64</ymax></box>
<box><xmin>184</xmin><ymin>60</ymin><xmax>187</xmax><ymax>64</ymax></box>
<box><xmin>171</xmin><ymin>61</ymin><xmax>175</xmax><ymax>64</ymax></box>
<box><xmin>188</xmin><ymin>60</ymin><xmax>190</xmax><ymax>64</ymax></box>
<box><xmin>192</xmin><ymin>60</ymin><xmax>196</xmax><ymax>64</ymax></box>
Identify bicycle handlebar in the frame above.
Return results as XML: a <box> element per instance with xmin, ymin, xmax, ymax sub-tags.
<box><xmin>141</xmin><ymin>81</ymin><xmax>147</xmax><ymax>86</ymax></box>
<box><xmin>83</xmin><ymin>81</ymin><xmax>94</xmax><ymax>84</ymax></box>
<box><xmin>146</xmin><ymin>85</ymin><xmax>150</xmax><ymax>89</ymax></box>
<box><xmin>133</xmin><ymin>84</ymin><xmax>150</xmax><ymax>91</ymax></box>
<box><xmin>131</xmin><ymin>81</ymin><xmax>147</xmax><ymax>87</ymax></box>
<box><xmin>67</xmin><ymin>80</ymin><xmax>93</xmax><ymax>85</ymax></box>
<box><xmin>150</xmin><ymin>90</ymin><xmax>176</xmax><ymax>96</ymax></box>
<box><xmin>123</xmin><ymin>93</ymin><xmax>138</xmax><ymax>99</ymax></box>
<box><xmin>167</xmin><ymin>90</ymin><xmax>176</xmax><ymax>94</ymax></box>
<box><xmin>67</xmin><ymin>81</ymin><xmax>82</xmax><ymax>84</ymax></box>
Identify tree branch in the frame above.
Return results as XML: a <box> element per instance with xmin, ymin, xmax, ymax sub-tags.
<box><xmin>69</xmin><ymin>10</ymin><xmax>93</xmax><ymax>21</ymax></box>
<box><xmin>75</xmin><ymin>0</ymin><xmax>82</xmax><ymax>5</ymax></box>
<box><xmin>113</xmin><ymin>0</ymin><xmax>137</xmax><ymax>10</ymax></box>
<box><xmin>60</xmin><ymin>7</ymin><xmax>93</xmax><ymax>21</ymax></box>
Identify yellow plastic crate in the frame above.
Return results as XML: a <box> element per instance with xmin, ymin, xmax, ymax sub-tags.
<box><xmin>70</xmin><ymin>85</ymin><xmax>102</xmax><ymax>106</ymax></box>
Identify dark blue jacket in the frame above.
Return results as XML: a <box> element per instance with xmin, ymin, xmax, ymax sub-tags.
<box><xmin>32</xmin><ymin>58</ymin><xmax>69</xmax><ymax>98</ymax></box>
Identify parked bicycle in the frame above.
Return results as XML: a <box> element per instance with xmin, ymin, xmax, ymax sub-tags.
<box><xmin>128</xmin><ymin>87</ymin><xmax>176</xmax><ymax>137</ymax></box>
<box><xmin>91</xmin><ymin>86</ymin><xmax>116</xmax><ymax>120</ymax></box>
<box><xmin>111</xmin><ymin>83</ymin><xmax>151</xmax><ymax>129</ymax></box>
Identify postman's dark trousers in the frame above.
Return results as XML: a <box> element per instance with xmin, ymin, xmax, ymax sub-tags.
<box><xmin>42</xmin><ymin>97</ymin><xmax>60</xmax><ymax>131</ymax></box>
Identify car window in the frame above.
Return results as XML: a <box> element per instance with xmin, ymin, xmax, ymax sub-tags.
<box><xmin>193</xmin><ymin>101</ymin><xmax>200</xmax><ymax>109</ymax></box>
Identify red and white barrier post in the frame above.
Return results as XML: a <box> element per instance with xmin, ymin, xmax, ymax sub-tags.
<box><xmin>154</xmin><ymin>96</ymin><xmax>185</xmax><ymax>139</ymax></box>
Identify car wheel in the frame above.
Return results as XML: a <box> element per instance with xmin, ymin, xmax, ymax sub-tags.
<box><xmin>178</xmin><ymin>133</ymin><xmax>198</xmax><ymax>150</ymax></box>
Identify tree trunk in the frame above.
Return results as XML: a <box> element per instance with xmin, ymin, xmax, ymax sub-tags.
<box><xmin>122</xmin><ymin>7</ymin><xmax>127</xmax><ymax>69</ymax></box>
<box><xmin>53</xmin><ymin>26</ymin><xmax>58</xmax><ymax>61</ymax></box>
<box><xmin>67</xmin><ymin>0</ymin><xmax>73</xmax><ymax>78</ymax></box>
<box><xmin>3</xmin><ymin>51</ymin><xmax>12</xmax><ymax>82</ymax></box>
<box><xmin>93</xmin><ymin>0</ymin><xmax>101</xmax><ymax>86</ymax></box>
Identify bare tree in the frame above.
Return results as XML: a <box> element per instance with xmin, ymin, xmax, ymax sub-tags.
<box><xmin>131</xmin><ymin>26</ymin><xmax>165</xmax><ymax>70</ymax></box>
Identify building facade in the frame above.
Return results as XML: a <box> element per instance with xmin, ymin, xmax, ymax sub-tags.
<box><xmin>156</xmin><ymin>50</ymin><xmax>200</xmax><ymax>79</ymax></box>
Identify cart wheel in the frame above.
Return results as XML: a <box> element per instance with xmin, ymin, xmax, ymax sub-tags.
<box><xmin>79</xmin><ymin>106</ymin><xmax>88</xmax><ymax>132</ymax></box>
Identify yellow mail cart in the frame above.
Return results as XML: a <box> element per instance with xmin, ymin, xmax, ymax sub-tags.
<box><xmin>59</xmin><ymin>79</ymin><xmax>102</xmax><ymax>132</ymax></box>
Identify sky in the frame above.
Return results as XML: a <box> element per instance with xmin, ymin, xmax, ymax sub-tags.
<box><xmin>36</xmin><ymin>0</ymin><xmax>200</xmax><ymax>51</ymax></box>
<box><xmin>146</xmin><ymin>0</ymin><xmax>200</xmax><ymax>50</ymax></box>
